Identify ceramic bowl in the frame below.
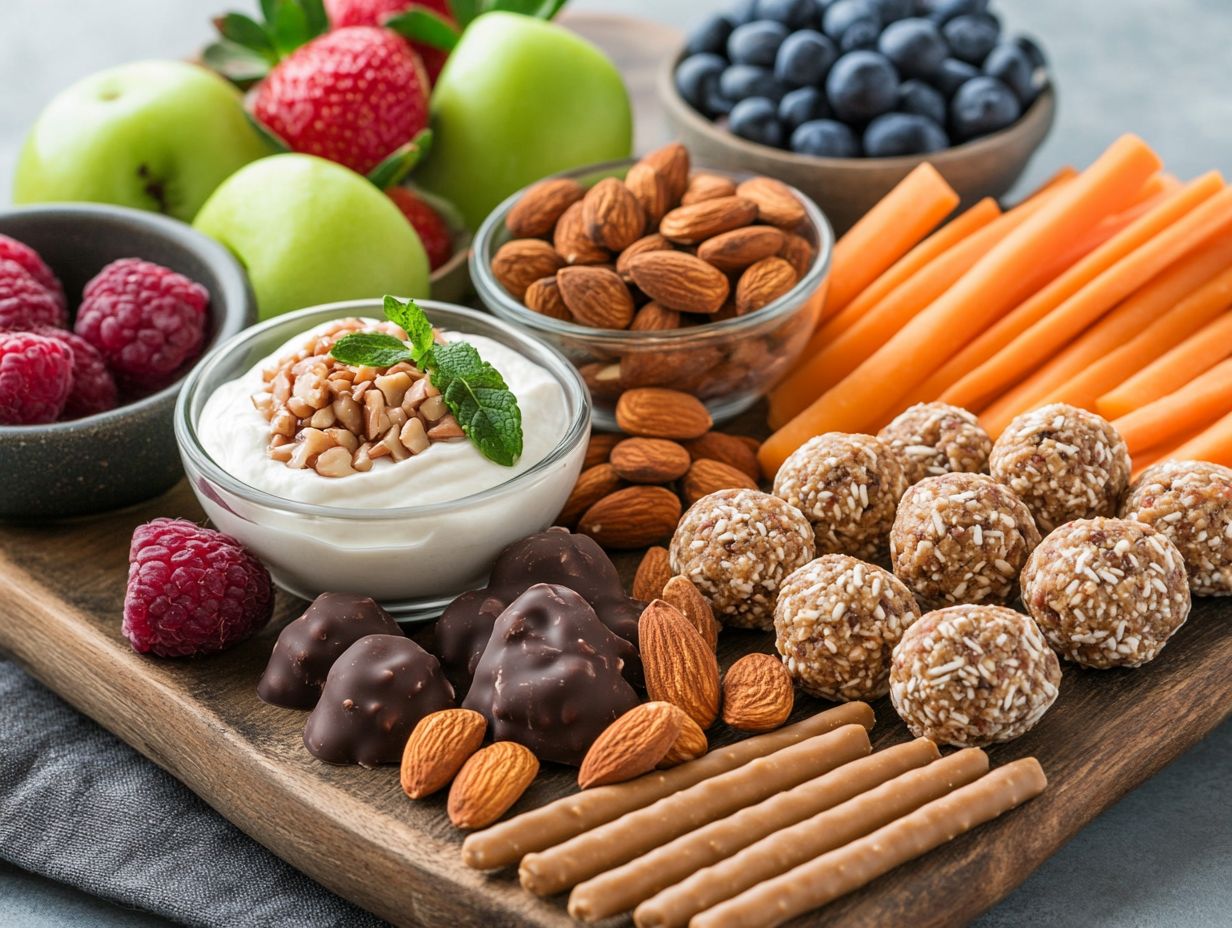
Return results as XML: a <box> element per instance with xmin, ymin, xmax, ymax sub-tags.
<box><xmin>0</xmin><ymin>204</ymin><xmax>254</xmax><ymax>520</ymax></box>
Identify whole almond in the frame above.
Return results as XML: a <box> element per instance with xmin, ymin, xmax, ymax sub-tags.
<box><xmin>507</xmin><ymin>178</ymin><xmax>585</xmax><ymax>238</ymax></box>
<box><xmin>736</xmin><ymin>177</ymin><xmax>807</xmax><ymax>229</ymax></box>
<box><xmin>627</xmin><ymin>251</ymin><xmax>729</xmax><ymax>314</ymax></box>
<box><xmin>583</xmin><ymin>177</ymin><xmax>645</xmax><ymax>251</ymax></box>
<box><xmin>682</xmin><ymin>458</ymin><xmax>759</xmax><ymax>505</ymax></box>
<box><xmin>632</xmin><ymin>546</ymin><xmax>672</xmax><ymax>602</ymax></box>
<box><xmin>639</xmin><ymin>599</ymin><xmax>721</xmax><ymax>729</ymax></box>
<box><xmin>698</xmin><ymin>226</ymin><xmax>786</xmax><ymax>272</ymax></box>
<box><xmin>661</xmin><ymin>575</ymin><xmax>719</xmax><ymax>650</ymax></box>
<box><xmin>624</xmin><ymin>164</ymin><xmax>672</xmax><ymax>228</ymax></box>
<box><xmin>778</xmin><ymin>232</ymin><xmax>815</xmax><ymax>278</ymax></box>
<box><xmin>580</xmin><ymin>361</ymin><xmax>623</xmax><ymax>400</ymax></box>
<box><xmin>640</xmin><ymin>143</ymin><xmax>690</xmax><ymax>202</ymax></box>
<box><xmin>610</xmin><ymin>437</ymin><xmax>691</xmax><ymax>483</ymax></box>
<box><xmin>577</xmin><ymin>702</ymin><xmax>682</xmax><ymax>789</ymax></box>
<box><xmin>722</xmin><ymin>653</ymin><xmax>795</xmax><ymax>733</ymax></box>
<box><xmin>621</xmin><ymin>344</ymin><xmax>724</xmax><ymax>392</ymax></box>
<box><xmin>578</xmin><ymin>486</ymin><xmax>682</xmax><ymax>548</ymax></box>
<box><xmin>584</xmin><ymin>431</ymin><xmax>621</xmax><ymax>470</ymax></box>
<box><xmin>616</xmin><ymin>234</ymin><xmax>673</xmax><ymax>282</ymax></box>
<box><xmin>400</xmin><ymin>708</ymin><xmax>487</xmax><ymax>800</ymax></box>
<box><xmin>554</xmin><ymin>201</ymin><xmax>610</xmax><ymax>265</ymax></box>
<box><xmin>629</xmin><ymin>301</ymin><xmax>681</xmax><ymax>331</ymax></box>
<box><xmin>558</xmin><ymin>266</ymin><xmax>635</xmax><ymax>329</ymax></box>
<box><xmin>659</xmin><ymin>709</ymin><xmax>708</xmax><ymax>767</ymax></box>
<box><xmin>491</xmin><ymin>239</ymin><xmax>563</xmax><ymax>300</ymax></box>
<box><xmin>683</xmin><ymin>431</ymin><xmax>762</xmax><ymax>482</ymax></box>
<box><xmin>559</xmin><ymin>462</ymin><xmax>622</xmax><ymax>526</ymax></box>
<box><xmin>659</xmin><ymin>196</ymin><xmax>758</xmax><ymax>244</ymax></box>
<box><xmin>524</xmin><ymin>276</ymin><xmax>571</xmax><ymax>320</ymax></box>
<box><xmin>682</xmin><ymin>172</ymin><xmax>737</xmax><ymax>205</ymax></box>
<box><xmin>447</xmin><ymin>741</ymin><xmax>539</xmax><ymax>829</ymax></box>
<box><xmin>735</xmin><ymin>256</ymin><xmax>798</xmax><ymax>314</ymax></box>
<box><xmin>615</xmin><ymin>387</ymin><xmax>713</xmax><ymax>440</ymax></box>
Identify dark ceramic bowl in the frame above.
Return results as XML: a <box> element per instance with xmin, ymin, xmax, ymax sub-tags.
<box><xmin>0</xmin><ymin>204</ymin><xmax>254</xmax><ymax>520</ymax></box>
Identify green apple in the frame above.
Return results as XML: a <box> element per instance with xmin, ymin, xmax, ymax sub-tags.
<box><xmin>414</xmin><ymin>12</ymin><xmax>633</xmax><ymax>231</ymax></box>
<box><xmin>13</xmin><ymin>60</ymin><xmax>271</xmax><ymax>221</ymax></box>
<box><xmin>194</xmin><ymin>154</ymin><xmax>429</xmax><ymax>320</ymax></box>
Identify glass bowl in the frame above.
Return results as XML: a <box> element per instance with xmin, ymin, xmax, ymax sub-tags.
<box><xmin>470</xmin><ymin>159</ymin><xmax>834</xmax><ymax>429</ymax></box>
<box><xmin>174</xmin><ymin>299</ymin><xmax>591</xmax><ymax>621</ymax></box>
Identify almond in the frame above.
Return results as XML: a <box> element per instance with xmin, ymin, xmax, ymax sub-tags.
<box><xmin>583</xmin><ymin>177</ymin><xmax>645</xmax><ymax>251</ymax></box>
<box><xmin>626</xmin><ymin>251</ymin><xmax>729</xmax><ymax>315</ymax></box>
<box><xmin>682</xmin><ymin>172</ymin><xmax>737</xmax><ymax>205</ymax></box>
<box><xmin>735</xmin><ymin>256</ymin><xmax>798</xmax><ymax>314</ymax></box>
<box><xmin>640</xmin><ymin>143</ymin><xmax>690</xmax><ymax>202</ymax></box>
<box><xmin>584</xmin><ymin>431</ymin><xmax>621</xmax><ymax>470</ymax></box>
<box><xmin>554</xmin><ymin>201</ymin><xmax>610</xmax><ymax>265</ymax></box>
<box><xmin>557</xmin><ymin>266</ymin><xmax>635</xmax><ymax>328</ymax></box>
<box><xmin>659</xmin><ymin>196</ymin><xmax>758</xmax><ymax>245</ymax></box>
<box><xmin>559</xmin><ymin>463</ymin><xmax>622</xmax><ymax>526</ymax></box>
<box><xmin>722</xmin><ymin>653</ymin><xmax>795</xmax><ymax>733</ymax></box>
<box><xmin>577</xmin><ymin>701</ymin><xmax>682</xmax><ymax>789</ymax></box>
<box><xmin>628</xmin><ymin>301</ymin><xmax>681</xmax><ymax>331</ymax></box>
<box><xmin>616</xmin><ymin>234</ymin><xmax>673</xmax><ymax>282</ymax></box>
<box><xmin>661</xmin><ymin>575</ymin><xmax>719</xmax><ymax>650</ymax></box>
<box><xmin>632</xmin><ymin>545</ymin><xmax>672</xmax><ymax>602</ymax></box>
<box><xmin>447</xmin><ymin>741</ymin><xmax>539</xmax><ymax>829</ymax></box>
<box><xmin>491</xmin><ymin>239</ymin><xmax>563</xmax><ymax>300</ymax></box>
<box><xmin>400</xmin><ymin>708</ymin><xmax>487</xmax><ymax>800</ymax></box>
<box><xmin>615</xmin><ymin>387</ymin><xmax>712</xmax><ymax>440</ymax></box>
<box><xmin>639</xmin><ymin>599</ymin><xmax>721</xmax><ymax>729</ymax></box>
<box><xmin>697</xmin><ymin>226</ymin><xmax>786</xmax><ymax>272</ymax></box>
<box><xmin>736</xmin><ymin>177</ymin><xmax>807</xmax><ymax>229</ymax></box>
<box><xmin>610</xmin><ymin>437</ymin><xmax>691</xmax><ymax>483</ymax></box>
<box><xmin>506</xmin><ymin>177</ymin><xmax>585</xmax><ymax>238</ymax></box>
<box><xmin>578</xmin><ymin>485</ymin><xmax>682</xmax><ymax>548</ymax></box>
<box><xmin>778</xmin><ymin>232</ymin><xmax>815</xmax><ymax>278</ymax></box>
<box><xmin>659</xmin><ymin>709</ymin><xmax>708</xmax><ymax>767</ymax></box>
<box><xmin>683</xmin><ymin>431</ymin><xmax>762</xmax><ymax>483</ymax></box>
<box><xmin>620</xmin><ymin>344</ymin><xmax>724</xmax><ymax>392</ymax></box>
<box><xmin>624</xmin><ymin>163</ymin><xmax>672</xmax><ymax>229</ymax></box>
<box><xmin>682</xmin><ymin>458</ymin><xmax>759</xmax><ymax>505</ymax></box>
<box><xmin>524</xmin><ymin>275</ymin><xmax>571</xmax><ymax>320</ymax></box>
<box><xmin>580</xmin><ymin>361</ymin><xmax>623</xmax><ymax>400</ymax></box>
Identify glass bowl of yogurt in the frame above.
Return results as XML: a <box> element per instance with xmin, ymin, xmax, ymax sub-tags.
<box><xmin>175</xmin><ymin>299</ymin><xmax>590</xmax><ymax>620</ymax></box>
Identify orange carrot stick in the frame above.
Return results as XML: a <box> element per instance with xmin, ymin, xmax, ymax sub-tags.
<box><xmin>1112</xmin><ymin>357</ymin><xmax>1232</xmax><ymax>454</ymax></box>
<box><xmin>1163</xmin><ymin>410</ymin><xmax>1232</xmax><ymax>468</ymax></box>
<box><xmin>1020</xmin><ymin>165</ymin><xmax>1078</xmax><ymax>202</ymax></box>
<box><xmin>1130</xmin><ymin>435</ymin><xmax>1199</xmax><ymax>480</ymax></box>
<box><xmin>759</xmin><ymin>134</ymin><xmax>1164</xmax><ymax>476</ymax></box>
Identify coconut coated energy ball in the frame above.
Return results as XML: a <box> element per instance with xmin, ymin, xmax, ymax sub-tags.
<box><xmin>1121</xmin><ymin>460</ymin><xmax>1232</xmax><ymax>595</ymax></box>
<box><xmin>1021</xmin><ymin>518</ymin><xmax>1190</xmax><ymax>669</ymax></box>
<box><xmin>878</xmin><ymin>402</ymin><xmax>993</xmax><ymax>486</ymax></box>
<box><xmin>772</xmin><ymin>432</ymin><xmax>909</xmax><ymax>561</ymax></box>
<box><xmin>889</xmin><ymin>604</ymin><xmax>1061</xmax><ymax>747</ymax></box>
<box><xmin>990</xmin><ymin>403</ymin><xmax>1131</xmax><ymax>533</ymax></box>
<box><xmin>774</xmin><ymin>554</ymin><xmax>922</xmax><ymax>702</ymax></box>
<box><xmin>670</xmin><ymin>488</ymin><xmax>815</xmax><ymax>631</ymax></box>
<box><xmin>890</xmin><ymin>472</ymin><xmax>1041</xmax><ymax>608</ymax></box>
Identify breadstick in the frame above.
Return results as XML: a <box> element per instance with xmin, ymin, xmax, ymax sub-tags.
<box><xmin>689</xmin><ymin>757</ymin><xmax>1047</xmax><ymax>928</ymax></box>
<box><xmin>520</xmin><ymin>724</ymin><xmax>872</xmax><ymax>896</ymax></box>
<box><xmin>461</xmin><ymin>702</ymin><xmax>873</xmax><ymax>870</ymax></box>
<box><xmin>568</xmin><ymin>738</ymin><xmax>940</xmax><ymax>922</ymax></box>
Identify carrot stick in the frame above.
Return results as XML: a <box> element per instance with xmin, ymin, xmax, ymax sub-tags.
<box><xmin>823</xmin><ymin>163</ymin><xmax>959</xmax><ymax>318</ymax></box>
<box><xmin>1163</xmin><ymin>410</ymin><xmax>1232</xmax><ymax>468</ymax></box>
<box><xmin>1131</xmin><ymin>435</ymin><xmax>1198</xmax><ymax>480</ymax></box>
<box><xmin>1111</xmin><ymin>357</ymin><xmax>1232</xmax><ymax>454</ymax></box>
<box><xmin>759</xmin><ymin>135</ymin><xmax>1164</xmax><ymax>476</ymax></box>
<box><xmin>1020</xmin><ymin>165</ymin><xmax>1078</xmax><ymax>202</ymax></box>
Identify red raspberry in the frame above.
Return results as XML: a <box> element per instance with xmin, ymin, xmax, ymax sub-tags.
<box><xmin>0</xmin><ymin>259</ymin><xmax>67</xmax><ymax>330</ymax></box>
<box><xmin>123</xmin><ymin>518</ymin><xmax>274</xmax><ymax>658</ymax></box>
<box><xmin>387</xmin><ymin>187</ymin><xmax>453</xmax><ymax>271</ymax></box>
<box><xmin>74</xmin><ymin>258</ymin><xmax>209</xmax><ymax>390</ymax></box>
<box><xmin>0</xmin><ymin>235</ymin><xmax>66</xmax><ymax>312</ymax></box>
<box><xmin>28</xmin><ymin>326</ymin><xmax>117</xmax><ymax>419</ymax></box>
<box><xmin>0</xmin><ymin>331</ymin><xmax>72</xmax><ymax>424</ymax></box>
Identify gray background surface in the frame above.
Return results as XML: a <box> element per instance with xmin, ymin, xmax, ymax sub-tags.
<box><xmin>1</xmin><ymin>0</ymin><xmax>1230</xmax><ymax>926</ymax></box>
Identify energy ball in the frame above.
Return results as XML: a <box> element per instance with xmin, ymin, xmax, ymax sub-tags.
<box><xmin>772</xmin><ymin>432</ymin><xmax>909</xmax><ymax>561</ymax></box>
<box><xmin>890</xmin><ymin>472</ymin><xmax>1041</xmax><ymax>607</ymax></box>
<box><xmin>1121</xmin><ymin>460</ymin><xmax>1232</xmax><ymax>595</ymax></box>
<box><xmin>670</xmin><ymin>488</ymin><xmax>815</xmax><ymax>631</ymax></box>
<box><xmin>878</xmin><ymin>402</ymin><xmax>992</xmax><ymax>486</ymax></box>
<box><xmin>774</xmin><ymin>554</ymin><xmax>922</xmax><ymax>701</ymax></box>
<box><xmin>889</xmin><ymin>604</ymin><xmax>1061</xmax><ymax>747</ymax></box>
<box><xmin>990</xmin><ymin>403</ymin><xmax>1131</xmax><ymax>533</ymax></box>
<box><xmin>1021</xmin><ymin>518</ymin><xmax>1190</xmax><ymax>669</ymax></box>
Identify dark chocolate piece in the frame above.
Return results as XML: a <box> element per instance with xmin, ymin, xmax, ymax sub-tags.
<box><xmin>461</xmin><ymin>583</ymin><xmax>640</xmax><ymax>766</ymax></box>
<box><xmin>303</xmin><ymin>634</ymin><xmax>454</xmax><ymax>767</ymax></box>
<box><xmin>257</xmin><ymin>592</ymin><xmax>402</xmax><ymax>709</ymax></box>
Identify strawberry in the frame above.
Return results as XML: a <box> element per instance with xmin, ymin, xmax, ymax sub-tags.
<box><xmin>324</xmin><ymin>0</ymin><xmax>453</xmax><ymax>83</ymax></box>
<box><xmin>387</xmin><ymin>187</ymin><xmax>453</xmax><ymax>271</ymax></box>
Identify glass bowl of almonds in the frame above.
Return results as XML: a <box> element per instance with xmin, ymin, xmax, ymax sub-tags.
<box><xmin>470</xmin><ymin>145</ymin><xmax>834</xmax><ymax>429</ymax></box>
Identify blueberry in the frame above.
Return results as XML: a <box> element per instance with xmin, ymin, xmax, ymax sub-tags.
<box><xmin>720</xmin><ymin>64</ymin><xmax>788</xmax><ymax>102</ymax></box>
<box><xmin>838</xmin><ymin>19</ymin><xmax>881</xmax><ymax>51</ymax></box>
<box><xmin>825</xmin><ymin>50</ymin><xmax>899</xmax><ymax>122</ymax></box>
<box><xmin>791</xmin><ymin>118</ymin><xmax>861</xmax><ymax>156</ymax></box>
<box><xmin>869</xmin><ymin>0</ymin><xmax>914</xmax><ymax>22</ymax></box>
<box><xmin>984</xmin><ymin>42</ymin><xmax>1036</xmax><ymax>104</ymax></box>
<box><xmin>675</xmin><ymin>53</ymin><xmax>727</xmax><ymax>113</ymax></box>
<box><xmin>931</xmin><ymin>57</ymin><xmax>979</xmax><ymax>96</ymax></box>
<box><xmin>728</xmin><ymin>20</ymin><xmax>790</xmax><ymax>66</ymax></box>
<box><xmin>943</xmin><ymin>13</ymin><xmax>1000</xmax><ymax>64</ymax></box>
<box><xmin>755</xmin><ymin>0</ymin><xmax>818</xmax><ymax>28</ymax></box>
<box><xmin>863</xmin><ymin>112</ymin><xmax>949</xmax><ymax>155</ymax></box>
<box><xmin>950</xmin><ymin>75</ymin><xmax>1021</xmax><ymax>140</ymax></box>
<box><xmin>774</xmin><ymin>30</ymin><xmax>839</xmax><ymax>86</ymax></box>
<box><xmin>728</xmin><ymin>0</ymin><xmax>761</xmax><ymax>24</ymax></box>
<box><xmin>822</xmin><ymin>0</ymin><xmax>881</xmax><ymax>42</ymax></box>
<box><xmin>878</xmin><ymin>18</ymin><xmax>948</xmax><ymax>78</ymax></box>
<box><xmin>897</xmin><ymin>78</ymin><xmax>946</xmax><ymax>124</ymax></box>
<box><xmin>704</xmin><ymin>87</ymin><xmax>737</xmax><ymax>116</ymax></box>
<box><xmin>1015</xmin><ymin>33</ymin><xmax>1048</xmax><ymax>71</ymax></box>
<box><xmin>925</xmin><ymin>0</ymin><xmax>988</xmax><ymax>24</ymax></box>
<box><xmin>685</xmin><ymin>14</ymin><xmax>735</xmax><ymax>56</ymax></box>
<box><xmin>729</xmin><ymin>97</ymin><xmax>786</xmax><ymax>147</ymax></box>
<box><xmin>779</xmin><ymin>86</ymin><xmax>832</xmax><ymax>129</ymax></box>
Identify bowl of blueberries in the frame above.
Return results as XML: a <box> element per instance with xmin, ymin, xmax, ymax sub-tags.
<box><xmin>663</xmin><ymin>0</ymin><xmax>1055</xmax><ymax>232</ymax></box>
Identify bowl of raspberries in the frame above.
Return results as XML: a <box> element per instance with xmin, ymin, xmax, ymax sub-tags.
<box><xmin>662</xmin><ymin>0</ymin><xmax>1055</xmax><ymax>232</ymax></box>
<box><xmin>0</xmin><ymin>203</ymin><xmax>252</xmax><ymax>519</ymax></box>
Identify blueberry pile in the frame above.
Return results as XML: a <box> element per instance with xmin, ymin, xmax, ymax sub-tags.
<box><xmin>675</xmin><ymin>0</ymin><xmax>1049</xmax><ymax>158</ymax></box>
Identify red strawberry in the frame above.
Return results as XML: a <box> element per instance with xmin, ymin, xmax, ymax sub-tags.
<box><xmin>387</xmin><ymin>187</ymin><xmax>453</xmax><ymax>271</ymax></box>
<box><xmin>324</xmin><ymin>0</ymin><xmax>454</xmax><ymax>83</ymax></box>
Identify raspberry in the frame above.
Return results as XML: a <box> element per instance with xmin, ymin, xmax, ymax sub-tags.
<box><xmin>0</xmin><ymin>331</ymin><xmax>73</xmax><ymax>424</ymax></box>
<box><xmin>0</xmin><ymin>235</ymin><xmax>66</xmax><ymax>312</ymax></box>
<box><xmin>0</xmin><ymin>259</ymin><xmax>67</xmax><ymax>330</ymax></box>
<box><xmin>387</xmin><ymin>187</ymin><xmax>453</xmax><ymax>271</ymax></box>
<box><xmin>28</xmin><ymin>326</ymin><xmax>117</xmax><ymax>419</ymax></box>
<box><xmin>123</xmin><ymin>518</ymin><xmax>274</xmax><ymax>658</ymax></box>
<box><xmin>75</xmin><ymin>258</ymin><xmax>209</xmax><ymax>390</ymax></box>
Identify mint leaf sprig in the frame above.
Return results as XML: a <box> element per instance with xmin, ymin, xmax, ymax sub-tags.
<box><xmin>330</xmin><ymin>296</ymin><xmax>524</xmax><ymax>466</ymax></box>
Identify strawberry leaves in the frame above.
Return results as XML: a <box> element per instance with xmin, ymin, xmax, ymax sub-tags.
<box><xmin>206</xmin><ymin>0</ymin><xmax>330</xmax><ymax>81</ymax></box>
<box><xmin>366</xmin><ymin>128</ymin><xmax>433</xmax><ymax>189</ymax></box>
<box><xmin>387</xmin><ymin>0</ymin><xmax>570</xmax><ymax>50</ymax></box>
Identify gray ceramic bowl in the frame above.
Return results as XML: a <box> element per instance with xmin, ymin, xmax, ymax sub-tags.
<box><xmin>0</xmin><ymin>204</ymin><xmax>254</xmax><ymax>520</ymax></box>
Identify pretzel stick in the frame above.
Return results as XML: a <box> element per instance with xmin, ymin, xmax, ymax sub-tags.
<box><xmin>461</xmin><ymin>702</ymin><xmax>874</xmax><ymax>870</ymax></box>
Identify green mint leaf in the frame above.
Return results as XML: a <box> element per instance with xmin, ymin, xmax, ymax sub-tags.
<box><xmin>329</xmin><ymin>332</ymin><xmax>416</xmax><ymax>368</ymax></box>
<box><xmin>386</xmin><ymin>8</ymin><xmax>461</xmax><ymax>51</ymax></box>
<box><xmin>430</xmin><ymin>340</ymin><xmax>524</xmax><ymax>466</ymax></box>
<box><xmin>382</xmin><ymin>296</ymin><xmax>435</xmax><ymax>364</ymax></box>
